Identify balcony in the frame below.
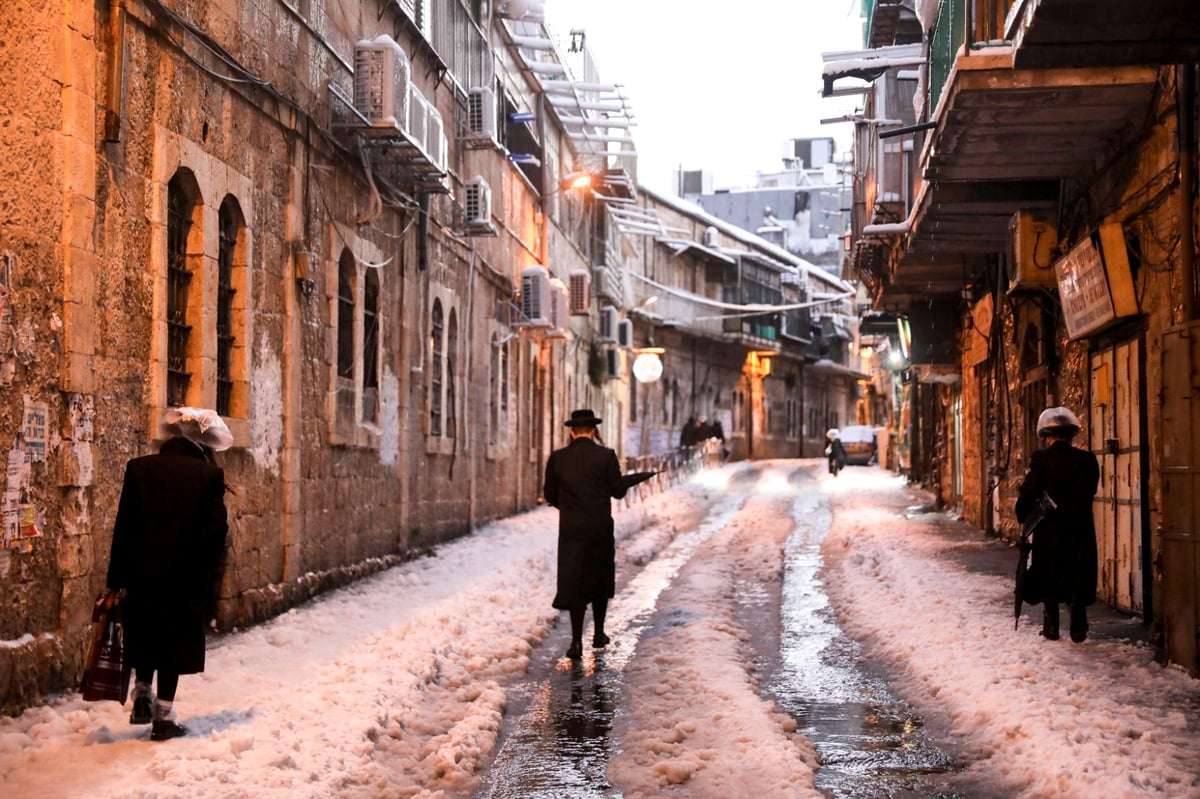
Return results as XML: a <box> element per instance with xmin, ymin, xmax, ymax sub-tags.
<box><xmin>1008</xmin><ymin>0</ymin><xmax>1200</xmax><ymax>69</ymax></box>
<box><xmin>879</xmin><ymin>29</ymin><xmax>1158</xmax><ymax>305</ymax></box>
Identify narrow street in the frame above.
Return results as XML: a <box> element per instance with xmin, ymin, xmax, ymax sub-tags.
<box><xmin>1</xmin><ymin>462</ymin><xmax>1196</xmax><ymax>798</ymax></box>
<box><xmin>478</xmin><ymin>462</ymin><xmax>961</xmax><ymax>798</ymax></box>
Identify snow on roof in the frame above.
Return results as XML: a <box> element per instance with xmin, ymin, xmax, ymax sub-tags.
<box><xmin>639</xmin><ymin>184</ymin><xmax>854</xmax><ymax>294</ymax></box>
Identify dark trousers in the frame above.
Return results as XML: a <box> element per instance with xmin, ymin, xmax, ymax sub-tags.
<box><xmin>568</xmin><ymin>599</ymin><xmax>608</xmax><ymax>644</ymax></box>
<box><xmin>1043</xmin><ymin>600</ymin><xmax>1088</xmax><ymax>641</ymax></box>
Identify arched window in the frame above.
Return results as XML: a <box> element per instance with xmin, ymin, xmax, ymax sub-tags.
<box><xmin>430</xmin><ymin>300</ymin><xmax>444</xmax><ymax>437</ymax></box>
<box><xmin>166</xmin><ymin>171</ymin><xmax>200</xmax><ymax>407</ymax></box>
<box><xmin>363</xmin><ymin>267</ymin><xmax>380</xmax><ymax>422</ymax></box>
<box><xmin>445</xmin><ymin>309</ymin><xmax>457</xmax><ymax>439</ymax></box>
<box><xmin>216</xmin><ymin>196</ymin><xmax>243</xmax><ymax>417</ymax></box>
<box><xmin>337</xmin><ymin>250</ymin><xmax>356</xmax><ymax>380</ymax></box>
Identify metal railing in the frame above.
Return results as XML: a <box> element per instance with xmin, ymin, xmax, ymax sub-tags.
<box><xmin>621</xmin><ymin>440</ymin><xmax>722</xmax><ymax>506</ymax></box>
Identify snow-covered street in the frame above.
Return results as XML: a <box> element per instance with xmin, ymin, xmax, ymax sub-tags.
<box><xmin>1</xmin><ymin>462</ymin><xmax>1197</xmax><ymax>798</ymax></box>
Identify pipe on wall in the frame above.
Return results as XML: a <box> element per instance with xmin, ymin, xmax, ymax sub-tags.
<box><xmin>1180</xmin><ymin>63</ymin><xmax>1196</xmax><ymax>323</ymax></box>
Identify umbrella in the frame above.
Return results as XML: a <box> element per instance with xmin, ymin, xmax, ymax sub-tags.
<box><xmin>1014</xmin><ymin>491</ymin><xmax>1057</xmax><ymax>629</ymax></box>
<box><xmin>620</xmin><ymin>470</ymin><xmax>659</xmax><ymax>490</ymax></box>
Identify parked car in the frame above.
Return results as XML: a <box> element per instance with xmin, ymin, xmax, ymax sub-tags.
<box><xmin>838</xmin><ymin>425</ymin><xmax>879</xmax><ymax>466</ymax></box>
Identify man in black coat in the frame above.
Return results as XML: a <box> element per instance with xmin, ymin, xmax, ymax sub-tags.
<box><xmin>1016</xmin><ymin>406</ymin><xmax>1100</xmax><ymax>642</ymax></box>
<box><xmin>107</xmin><ymin>408</ymin><xmax>230</xmax><ymax>740</ymax></box>
<box><xmin>543</xmin><ymin>409</ymin><xmax>628</xmax><ymax>659</ymax></box>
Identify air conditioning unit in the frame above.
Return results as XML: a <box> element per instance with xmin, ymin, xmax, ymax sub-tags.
<box><xmin>617</xmin><ymin>318</ymin><xmax>633</xmax><ymax>349</ymax></box>
<box><xmin>405</xmin><ymin>83</ymin><xmax>429</xmax><ymax>153</ymax></box>
<box><xmin>606</xmin><ymin>348</ymin><xmax>621</xmax><ymax>379</ymax></box>
<box><xmin>517</xmin><ymin>265</ymin><xmax>552</xmax><ymax>327</ymax></box>
<box><xmin>597</xmin><ymin>305</ymin><xmax>618</xmax><ymax>342</ymax></box>
<box><xmin>568</xmin><ymin>270</ymin><xmax>590</xmax><ymax>315</ymax></box>
<box><xmin>462</xmin><ymin>177</ymin><xmax>497</xmax><ymax>236</ymax></box>
<box><xmin>545</xmin><ymin>278</ymin><xmax>570</xmax><ymax>339</ymax></box>
<box><xmin>1008</xmin><ymin>211</ymin><xmax>1058</xmax><ymax>292</ymax></box>
<box><xmin>426</xmin><ymin>104</ymin><xmax>446</xmax><ymax>170</ymax></box>
<box><xmin>464</xmin><ymin>177</ymin><xmax>492</xmax><ymax>225</ymax></box>
<box><xmin>466</xmin><ymin>87</ymin><xmax>497</xmax><ymax>143</ymax></box>
<box><xmin>593</xmin><ymin>264</ymin><xmax>621</xmax><ymax>306</ymax></box>
<box><xmin>353</xmin><ymin>35</ymin><xmax>410</xmax><ymax>128</ymax></box>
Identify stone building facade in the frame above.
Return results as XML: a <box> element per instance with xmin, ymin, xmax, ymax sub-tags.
<box><xmin>836</xmin><ymin>0</ymin><xmax>1200</xmax><ymax>673</ymax></box>
<box><xmin>0</xmin><ymin>1</ymin><xmax>861</xmax><ymax>713</ymax></box>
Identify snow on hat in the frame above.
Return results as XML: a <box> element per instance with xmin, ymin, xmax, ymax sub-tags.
<box><xmin>826</xmin><ymin>428</ymin><xmax>840</xmax><ymax>440</ymax></box>
<box><xmin>1036</xmin><ymin>406</ymin><xmax>1081</xmax><ymax>438</ymax></box>
<box><xmin>162</xmin><ymin>406</ymin><xmax>234</xmax><ymax>452</ymax></box>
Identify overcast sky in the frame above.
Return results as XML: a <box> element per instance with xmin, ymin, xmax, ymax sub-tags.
<box><xmin>544</xmin><ymin>1</ymin><xmax>867</xmax><ymax>194</ymax></box>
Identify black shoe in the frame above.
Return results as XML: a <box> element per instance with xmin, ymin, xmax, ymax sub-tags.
<box><xmin>565</xmin><ymin>642</ymin><xmax>583</xmax><ymax>659</ymax></box>
<box><xmin>1041</xmin><ymin>614</ymin><xmax>1060</xmax><ymax>640</ymax></box>
<box><xmin>1069</xmin><ymin>606</ymin><xmax>1088</xmax><ymax>642</ymax></box>
<box><xmin>592</xmin><ymin>632</ymin><xmax>610</xmax><ymax>649</ymax></box>
<box><xmin>150</xmin><ymin>719</ymin><xmax>188</xmax><ymax>741</ymax></box>
<box><xmin>129</xmin><ymin>696</ymin><xmax>153</xmax><ymax>725</ymax></box>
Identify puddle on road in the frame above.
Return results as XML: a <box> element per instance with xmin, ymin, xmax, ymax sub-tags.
<box><xmin>769</xmin><ymin>495</ymin><xmax>967</xmax><ymax>799</ymax></box>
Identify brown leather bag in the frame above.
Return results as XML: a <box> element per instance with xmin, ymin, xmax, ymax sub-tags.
<box><xmin>80</xmin><ymin>592</ymin><xmax>131</xmax><ymax>703</ymax></box>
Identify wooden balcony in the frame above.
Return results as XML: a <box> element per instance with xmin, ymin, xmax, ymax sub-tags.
<box><xmin>1009</xmin><ymin>0</ymin><xmax>1200</xmax><ymax>69</ymax></box>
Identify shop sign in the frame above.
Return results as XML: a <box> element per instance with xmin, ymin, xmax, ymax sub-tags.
<box><xmin>1055</xmin><ymin>223</ymin><xmax>1138</xmax><ymax>340</ymax></box>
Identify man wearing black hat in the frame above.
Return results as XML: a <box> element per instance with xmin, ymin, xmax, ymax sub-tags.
<box><xmin>543</xmin><ymin>409</ymin><xmax>629</xmax><ymax>659</ymax></box>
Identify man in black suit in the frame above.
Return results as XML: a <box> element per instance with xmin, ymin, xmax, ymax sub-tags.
<box><xmin>1016</xmin><ymin>406</ymin><xmax>1100</xmax><ymax>642</ymax></box>
<box><xmin>107</xmin><ymin>407</ymin><xmax>230</xmax><ymax>740</ymax></box>
<box><xmin>543</xmin><ymin>409</ymin><xmax>628</xmax><ymax>659</ymax></box>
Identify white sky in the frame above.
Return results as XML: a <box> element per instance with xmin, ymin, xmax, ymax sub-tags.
<box><xmin>2</xmin><ymin>464</ymin><xmax>1197</xmax><ymax>797</ymax></box>
<box><xmin>544</xmin><ymin>0</ymin><xmax>867</xmax><ymax>193</ymax></box>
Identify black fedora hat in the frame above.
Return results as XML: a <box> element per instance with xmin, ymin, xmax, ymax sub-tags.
<box><xmin>564</xmin><ymin>408</ymin><xmax>603</xmax><ymax>427</ymax></box>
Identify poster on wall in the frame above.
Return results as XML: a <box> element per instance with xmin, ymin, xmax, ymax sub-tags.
<box><xmin>22</xmin><ymin>395</ymin><xmax>48</xmax><ymax>463</ymax></box>
<box><xmin>1055</xmin><ymin>223</ymin><xmax>1139</xmax><ymax>340</ymax></box>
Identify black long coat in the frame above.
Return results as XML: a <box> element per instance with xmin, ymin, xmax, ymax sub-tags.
<box><xmin>1016</xmin><ymin>440</ymin><xmax>1100</xmax><ymax>606</ymax></box>
<box><xmin>543</xmin><ymin>436</ymin><xmax>628</xmax><ymax>609</ymax></box>
<box><xmin>106</xmin><ymin>437</ymin><xmax>229</xmax><ymax>675</ymax></box>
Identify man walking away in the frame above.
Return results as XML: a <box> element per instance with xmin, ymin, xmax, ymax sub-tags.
<box><xmin>543</xmin><ymin>409</ymin><xmax>628</xmax><ymax>659</ymax></box>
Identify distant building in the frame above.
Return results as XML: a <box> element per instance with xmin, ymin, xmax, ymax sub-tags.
<box><xmin>673</xmin><ymin>137</ymin><xmax>850</xmax><ymax>275</ymax></box>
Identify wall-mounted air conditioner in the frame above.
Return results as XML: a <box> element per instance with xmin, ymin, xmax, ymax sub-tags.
<box><xmin>426</xmin><ymin>104</ymin><xmax>446</xmax><ymax>171</ymax></box>
<box><xmin>597</xmin><ymin>306</ymin><xmax>618</xmax><ymax>342</ymax></box>
<box><xmin>1008</xmin><ymin>211</ymin><xmax>1058</xmax><ymax>293</ymax></box>
<box><xmin>463</xmin><ymin>177</ymin><xmax>496</xmax><ymax>235</ymax></box>
<box><xmin>617</xmin><ymin>318</ymin><xmax>633</xmax><ymax>349</ymax></box>
<box><xmin>606</xmin><ymin>348</ymin><xmax>621</xmax><ymax>379</ymax></box>
<box><xmin>569</xmin><ymin>270</ymin><xmax>590</xmax><ymax>315</ymax></box>
<box><xmin>353</xmin><ymin>35</ymin><xmax>410</xmax><ymax>129</ymax></box>
<box><xmin>593</xmin><ymin>263</ymin><xmax>623</xmax><ymax>306</ymax></box>
<box><xmin>466</xmin><ymin>87</ymin><xmax>498</xmax><ymax>144</ymax></box>
<box><xmin>405</xmin><ymin>83</ymin><xmax>429</xmax><ymax>153</ymax></box>
<box><xmin>546</xmin><ymin>278</ymin><xmax>570</xmax><ymax>339</ymax></box>
<box><xmin>517</xmin><ymin>265</ymin><xmax>552</xmax><ymax>327</ymax></box>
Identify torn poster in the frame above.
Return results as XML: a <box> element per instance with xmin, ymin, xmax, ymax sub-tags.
<box><xmin>22</xmin><ymin>395</ymin><xmax>48</xmax><ymax>463</ymax></box>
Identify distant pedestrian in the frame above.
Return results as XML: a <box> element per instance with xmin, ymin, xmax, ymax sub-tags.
<box><xmin>710</xmin><ymin>418</ymin><xmax>729</xmax><ymax>461</ymax></box>
<box><xmin>679</xmin><ymin>416</ymin><xmax>698</xmax><ymax>448</ymax></box>
<box><xmin>106</xmin><ymin>407</ymin><xmax>231</xmax><ymax>740</ymax></box>
<box><xmin>543</xmin><ymin>409</ymin><xmax>628</xmax><ymax>659</ymax></box>
<box><xmin>825</xmin><ymin>428</ymin><xmax>846</xmax><ymax>476</ymax></box>
<box><xmin>1016</xmin><ymin>406</ymin><xmax>1100</xmax><ymax>642</ymax></box>
<box><xmin>696</xmin><ymin>416</ymin><xmax>713</xmax><ymax>441</ymax></box>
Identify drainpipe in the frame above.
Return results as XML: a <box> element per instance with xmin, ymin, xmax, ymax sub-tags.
<box><xmin>104</xmin><ymin>0</ymin><xmax>126</xmax><ymax>143</ymax></box>
<box><xmin>1180</xmin><ymin>64</ymin><xmax>1196</xmax><ymax>322</ymax></box>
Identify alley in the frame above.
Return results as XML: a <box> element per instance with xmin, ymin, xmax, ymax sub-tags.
<box><xmin>1</xmin><ymin>464</ymin><xmax>1197</xmax><ymax>798</ymax></box>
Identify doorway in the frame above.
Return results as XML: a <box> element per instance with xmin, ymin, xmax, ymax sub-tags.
<box><xmin>1088</xmin><ymin>339</ymin><xmax>1146</xmax><ymax>614</ymax></box>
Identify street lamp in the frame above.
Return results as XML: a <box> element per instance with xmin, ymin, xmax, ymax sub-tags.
<box><xmin>632</xmin><ymin>347</ymin><xmax>665</xmax><ymax>383</ymax></box>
